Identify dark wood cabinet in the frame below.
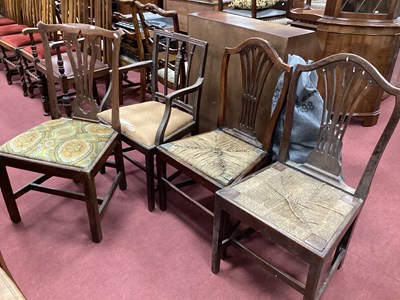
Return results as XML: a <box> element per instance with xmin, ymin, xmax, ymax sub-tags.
<box><xmin>317</xmin><ymin>0</ymin><xmax>400</xmax><ymax>126</ymax></box>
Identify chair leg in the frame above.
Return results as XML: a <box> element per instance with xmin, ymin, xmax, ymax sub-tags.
<box><xmin>333</xmin><ymin>218</ymin><xmax>357</xmax><ymax>270</ymax></box>
<box><xmin>0</xmin><ymin>49</ymin><xmax>13</xmax><ymax>85</ymax></box>
<box><xmin>82</xmin><ymin>174</ymin><xmax>102</xmax><ymax>243</ymax></box>
<box><xmin>114</xmin><ymin>140</ymin><xmax>127</xmax><ymax>190</ymax></box>
<box><xmin>211</xmin><ymin>199</ymin><xmax>228</xmax><ymax>274</ymax></box>
<box><xmin>22</xmin><ymin>58</ymin><xmax>35</xmax><ymax>98</ymax></box>
<box><xmin>17</xmin><ymin>56</ymin><xmax>28</xmax><ymax>97</ymax></box>
<box><xmin>0</xmin><ymin>164</ymin><xmax>21</xmax><ymax>223</ymax></box>
<box><xmin>38</xmin><ymin>73</ymin><xmax>50</xmax><ymax>115</ymax></box>
<box><xmin>303</xmin><ymin>260</ymin><xmax>324</xmax><ymax>300</ymax></box>
<box><xmin>145</xmin><ymin>153</ymin><xmax>155</xmax><ymax>212</ymax></box>
<box><xmin>156</xmin><ymin>153</ymin><xmax>167</xmax><ymax>211</ymax></box>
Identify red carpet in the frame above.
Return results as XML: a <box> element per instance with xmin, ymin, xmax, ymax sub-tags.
<box><xmin>0</xmin><ymin>68</ymin><xmax>399</xmax><ymax>299</ymax></box>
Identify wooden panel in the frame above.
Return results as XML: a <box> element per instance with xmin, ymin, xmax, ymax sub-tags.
<box><xmin>189</xmin><ymin>11</ymin><xmax>322</xmax><ymax>132</ymax></box>
<box><xmin>164</xmin><ymin>0</ymin><xmax>219</xmax><ymax>32</ymax></box>
<box><xmin>317</xmin><ymin>18</ymin><xmax>400</xmax><ymax>126</ymax></box>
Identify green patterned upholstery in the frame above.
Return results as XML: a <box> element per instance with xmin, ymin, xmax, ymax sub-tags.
<box><xmin>159</xmin><ymin>130</ymin><xmax>266</xmax><ymax>186</ymax></box>
<box><xmin>0</xmin><ymin>118</ymin><xmax>116</xmax><ymax>169</ymax></box>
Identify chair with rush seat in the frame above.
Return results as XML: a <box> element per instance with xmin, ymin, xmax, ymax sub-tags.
<box><xmin>98</xmin><ymin>29</ymin><xmax>208</xmax><ymax>212</ymax></box>
<box><xmin>156</xmin><ymin>37</ymin><xmax>291</xmax><ymax>218</ymax></box>
<box><xmin>211</xmin><ymin>53</ymin><xmax>400</xmax><ymax>299</ymax></box>
<box><xmin>0</xmin><ymin>22</ymin><xmax>126</xmax><ymax>243</ymax></box>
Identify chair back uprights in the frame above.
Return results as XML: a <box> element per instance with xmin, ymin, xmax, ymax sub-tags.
<box><xmin>279</xmin><ymin>53</ymin><xmax>400</xmax><ymax>199</ymax></box>
<box><xmin>37</xmin><ymin>21</ymin><xmax>123</xmax><ymax>128</ymax></box>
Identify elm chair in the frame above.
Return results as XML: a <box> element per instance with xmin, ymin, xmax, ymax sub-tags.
<box><xmin>157</xmin><ymin>38</ymin><xmax>292</xmax><ymax>217</ymax></box>
<box><xmin>98</xmin><ymin>29</ymin><xmax>208</xmax><ymax>211</ymax></box>
<box><xmin>0</xmin><ymin>22</ymin><xmax>126</xmax><ymax>243</ymax></box>
<box><xmin>211</xmin><ymin>53</ymin><xmax>400</xmax><ymax>299</ymax></box>
<box><xmin>0</xmin><ymin>249</ymin><xmax>25</xmax><ymax>300</ymax></box>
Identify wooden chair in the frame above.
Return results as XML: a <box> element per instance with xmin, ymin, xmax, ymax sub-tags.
<box><xmin>156</xmin><ymin>38</ymin><xmax>291</xmax><ymax>217</ymax></box>
<box><xmin>0</xmin><ymin>22</ymin><xmax>126</xmax><ymax>243</ymax></box>
<box><xmin>112</xmin><ymin>0</ymin><xmax>149</xmax><ymax>102</ymax></box>
<box><xmin>211</xmin><ymin>53</ymin><xmax>400</xmax><ymax>299</ymax></box>
<box><xmin>98</xmin><ymin>29</ymin><xmax>208</xmax><ymax>211</ymax></box>
<box><xmin>0</xmin><ymin>250</ymin><xmax>25</xmax><ymax>300</ymax></box>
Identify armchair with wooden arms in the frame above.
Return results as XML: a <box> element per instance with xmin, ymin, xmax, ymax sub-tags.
<box><xmin>98</xmin><ymin>29</ymin><xmax>208</xmax><ymax>212</ymax></box>
<box><xmin>156</xmin><ymin>38</ymin><xmax>291</xmax><ymax>220</ymax></box>
<box><xmin>211</xmin><ymin>53</ymin><xmax>400</xmax><ymax>299</ymax></box>
<box><xmin>0</xmin><ymin>22</ymin><xmax>126</xmax><ymax>243</ymax></box>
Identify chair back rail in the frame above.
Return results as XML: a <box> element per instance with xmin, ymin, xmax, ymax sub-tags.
<box><xmin>279</xmin><ymin>52</ymin><xmax>400</xmax><ymax>200</ymax></box>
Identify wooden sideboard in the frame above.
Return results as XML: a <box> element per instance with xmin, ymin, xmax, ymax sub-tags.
<box><xmin>188</xmin><ymin>11</ymin><xmax>322</xmax><ymax>132</ymax></box>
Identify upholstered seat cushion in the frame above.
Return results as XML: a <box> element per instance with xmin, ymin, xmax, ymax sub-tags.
<box><xmin>98</xmin><ymin>101</ymin><xmax>193</xmax><ymax>147</ymax></box>
<box><xmin>0</xmin><ymin>33</ymin><xmax>41</xmax><ymax>48</ymax></box>
<box><xmin>0</xmin><ymin>118</ymin><xmax>116</xmax><ymax>169</ymax></box>
<box><xmin>0</xmin><ymin>24</ymin><xmax>27</xmax><ymax>37</ymax></box>
<box><xmin>0</xmin><ymin>18</ymin><xmax>16</xmax><ymax>26</ymax></box>
<box><xmin>224</xmin><ymin>162</ymin><xmax>360</xmax><ymax>252</ymax></box>
<box><xmin>159</xmin><ymin>130</ymin><xmax>266</xmax><ymax>185</ymax></box>
<box><xmin>0</xmin><ymin>268</ymin><xmax>25</xmax><ymax>300</ymax></box>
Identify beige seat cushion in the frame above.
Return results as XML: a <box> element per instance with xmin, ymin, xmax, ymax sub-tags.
<box><xmin>0</xmin><ymin>268</ymin><xmax>25</xmax><ymax>300</ymax></box>
<box><xmin>98</xmin><ymin>101</ymin><xmax>193</xmax><ymax>147</ymax></box>
<box><xmin>0</xmin><ymin>118</ymin><xmax>116</xmax><ymax>169</ymax></box>
<box><xmin>159</xmin><ymin>130</ymin><xmax>266</xmax><ymax>186</ymax></box>
<box><xmin>224</xmin><ymin>162</ymin><xmax>360</xmax><ymax>252</ymax></box>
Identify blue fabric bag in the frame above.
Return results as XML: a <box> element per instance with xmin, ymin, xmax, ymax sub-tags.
<box><xmin>272</xmin><ymin>54</ymin><xmax>324</xmax><ymax>163</ymax></box>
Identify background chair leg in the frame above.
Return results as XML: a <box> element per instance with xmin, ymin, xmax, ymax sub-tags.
<box><xmin>0</xmin><ymin>164</ymin><xmax>21</xmax><ymax>223</ymax></box>
<box><xmin>333</xmin><ymin>219</ymin><xmax>357</xmax><ymax>270</ymax></box>
<box><xmin>145</xmin><ymin>153</ymin><xmax>155</xmax><ymax>212</ymax></box>
<box><xmin>156</xmin><ymin>154</ymin><xmax>167</xmax><ymax>211</ymax></box>
<box><xmin>114</xmin><ymin>141</ymin><xmax>127</xmax><ymax>190</ymax></box>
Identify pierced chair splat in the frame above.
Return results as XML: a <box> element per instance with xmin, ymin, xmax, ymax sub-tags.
<box><xmin>0</xmin><ymin>22</ymin><xmax>126</xmax><ymax>243</ymax></box>
<box><xmin>156</xmin><ymin>38</ymin><xmax>291</xmax><ymax>219</ymax></box>
<box><xmin>211</xmin><ymin>53</ymin><xmax>400</xmax><ymax>299</ymax></box>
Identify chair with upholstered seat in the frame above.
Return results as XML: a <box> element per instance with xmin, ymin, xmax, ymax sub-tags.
<box><xmin>156</xmin><ymin>38</ymin><xmax>291</xmax><ymax>218</ymax></box>
<box><xmin>0</xmin><ymin>22</ymin><xmax>126</xmax><ymax>243</ymax></box>
<box><xmin>211</xmin><ymin>53</ymin><xmax>400</xmax><ymax>299</ymax></box>
<box><xmin>98</xmin><ymin>29</ymin><xmax>208</xmax><ymax>212</ymax></box>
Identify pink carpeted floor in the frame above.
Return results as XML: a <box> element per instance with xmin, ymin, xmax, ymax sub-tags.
<box><xmin>0</xmin><ymin>67</ymin><xmax>399</xmax><ymax>299</ymax></box>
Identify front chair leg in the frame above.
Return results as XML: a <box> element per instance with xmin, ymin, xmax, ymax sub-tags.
<box><xmin>114</xmin><ymin>140</ymin><xmax>127</xmax><ymax>190</ymax></box>
<box><xmin>212</xmin><ymin>199</ymin><xmax>228</xmax><ymax>274</ymax></box>
<box><xmin>0</xmin><ymin>164</ymin><xmax>21</xmax><ymax>223</ymax></box>
<box><xmin>82</xmin><ymin>174</ymin><xmax>102</xmax><ymax>243</ymax></box>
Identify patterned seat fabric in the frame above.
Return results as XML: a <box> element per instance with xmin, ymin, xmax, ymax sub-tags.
<box><xmin>227</xmin><ymin>162</ymin><xmax>358</xmax><ymax>252</ymax></box>
<box><xmin>0</xmin><ymin>118</ymin><xmax>116</xmax><ymax>169</ymax></box>
<box><xmin>98</xmin><ymin>101</ymin><xmax>193</xmax><ymax>147</ymax></box>
<box><xmin>159</xmin><ymin>130</ymin><xmax>266</xmax><ymax>185</ymax></box>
